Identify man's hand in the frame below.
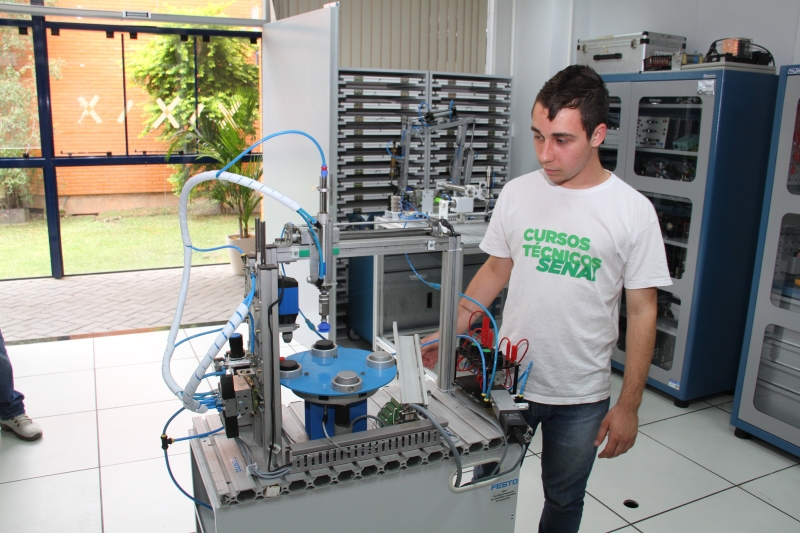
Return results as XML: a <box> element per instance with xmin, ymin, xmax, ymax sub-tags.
<box><xmin>420</xmin><ymin>332</ymin><xmax>440</xmax><ymax>369</ymax></box>
<box><xmin>594</xmin><ymin>404</ymin><xmax>638</xmax><ymax>458</ymax></box>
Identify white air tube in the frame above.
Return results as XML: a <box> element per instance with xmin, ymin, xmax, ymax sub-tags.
<box><xmin>162</xmin><ymin>171</ymin><xmax>303</xmax><ymax>412</ymax></box>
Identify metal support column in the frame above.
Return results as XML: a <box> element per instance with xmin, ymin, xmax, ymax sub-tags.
<box><xmin>436</xmin><ymin>233</ymin><xmax>463</xmax><ymax>391</ymax></box>
<box><xmin>257</xmin><ymin>244</ymin><xmax>284</xmax><ymax>468</ymax></box>
<box><xmin>31</xmin><ymin>9</ymin><xmax>64</xmax><ymax>278</ymax></box>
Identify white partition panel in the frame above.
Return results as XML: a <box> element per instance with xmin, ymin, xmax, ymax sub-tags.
<box><xmin>261</xmin><ymin>6</ymin><xmax>339</xmax><ymax>240</ymax></box>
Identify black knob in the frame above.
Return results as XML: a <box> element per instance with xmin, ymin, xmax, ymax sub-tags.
<box><xmin>229</xmin><ymin>333</ymin><xmax>245</xmax><ymax>359</ymax></box>
<box><xmin>313</xmin><ymin>339</ymin><xmax>335</xmax><ymax>351</ymax></box>
<box><xmin>280</xmin><ymin>359</ymin><xmax>300</xmax><ymax>371</ymax></box>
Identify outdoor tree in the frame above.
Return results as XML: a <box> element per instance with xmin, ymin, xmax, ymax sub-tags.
<box><xmin>0</xmin><ymin>2</ymin><xmax>61</xmax><ymax>212</ymax></box>
<box><xmin>127</xmin><ymin>3</ymin><xmax>259</xmax><ymax>140</ymax></box>
<box><xmin>167</xmin><ymin>86</ymin><xmax>263</xmax><ymax>239</ymax></box>
<box><xmin>127</xmin><ymin>2</ymin><xmax>261</xmax><ymax>238</ymax></box>
<box><xmin>0</xmin><ymin>27</ymin><xmax>40</xmax><ymax>210</ymax></box>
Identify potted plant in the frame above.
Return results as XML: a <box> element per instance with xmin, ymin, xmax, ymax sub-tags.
<box><xmin>167</xmin><ymin>86</ymin><xmax>263</xmax><ymax>275</ymax></box>
<box><xmin>0</xmin><ymin>168</ymin><xmax>33</xmax><ymax>224</ymax></box>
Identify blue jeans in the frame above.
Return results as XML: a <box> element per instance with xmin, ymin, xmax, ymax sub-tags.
<box><xmin>476</xmin><ymin>398</ymin><xmax>610</xmax><ymax>533</ymax></box>
<box><xmin>0</xmin><ymin>331</ymin><xmax>25</xmax><ymax>420</ymax></box>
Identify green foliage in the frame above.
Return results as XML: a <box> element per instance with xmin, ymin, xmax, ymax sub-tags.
<box><xmin>127</xmin><ymin>2</ymin><xmax>259</xmax><ymax>139</ymax></box>
<box><xmin>0</xmin><ymin>22</ymin><xmax>61</xmax><ymax>210</ymax></box>
<box><xmin>167</xmin><ymin>86</ymin><xmax>262</xmax><ymax>238</ymax></box>
<box><xmin>0</xmin><ymin>27</ymin><xmax>38</xmax><ymax>209</ymax></box>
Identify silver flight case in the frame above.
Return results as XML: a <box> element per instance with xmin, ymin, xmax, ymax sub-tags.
<box><xmin>575</xmin><ymin>32</ymin><xmax>686</xmax><ymax>74</ymax></box>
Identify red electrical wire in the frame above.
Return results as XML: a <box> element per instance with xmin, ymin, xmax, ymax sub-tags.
<box><xmin>515</xmin><ymin>339</ymin><xmax>529</xmax><ymax>361</ymax></box>
<box><xmin>499</xmin><ymin>337</ymin><xmax>512</xmax><ymax>357</ymax></box>
<box><xmin>468</xmin><ymin>310</ymin><xmax>484</xmax><ymax>330</ymax></box>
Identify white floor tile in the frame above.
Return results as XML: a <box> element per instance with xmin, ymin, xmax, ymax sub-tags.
<box><xmin>95</xmin><ymin>359</ymin><xmax>210</xmax><ymax>410</ymax></box>
<box><xmin>515</xmin><ymin>455</ymin><xmax>629</xmax><ymax>533</ymax></box>
<box><xmin>639</xmin><ymin>407</ymin><xmax>798</xmax><ymax>485</ymax></box>
<box><xmin>101</xmin><ymin>455</ymin><xmax>196</xmax><ymax>533</ymax></box>
<box><xmin>6</xmin><ymin>338</ymin><xmax>94</xmax><ymax>377</ymax></box>
<box><xmin>94</xmin><ymin>330</ymin><xmax>192</xmax><ymax>368</ymax></box>
<box><xmin>716</xmin><ymin>402</ymin><xmax>733</xmax><ymax>414</ymax></box>
<box><xmin>587</xmin><ymin>433</ymin><xmax>731</xmax><ymax>522</ymax></box>
<box><xmin>13</xmin><ymin>369</ymin><xmax>96</xmax><ymax>418</ymax></box>
<box><xmin>635</xmin><ymin>487</ymin><xmax>800</xmax><ymax>533</ymax></box>
<box><xmin>609</xmin><ymin>373</ymin><xmax>710</xmax><ymax>426</ymax></box>
<box><xmin>97</xmin><ymin>400</ymin><xmax>197</xmax><ymax>467</ymax></box>
<box><xmin>281</xmin><ymin>385</ymin><xmax>302</xmax><ymax>405</ymax></box>
<box><xmin>0</xmin><ymin>411</ymin><xmax>98</xmax><ymax>483</ymax></box>
<box><xmin>280</xmin><ymin>343</ymin><xmax>297</xmax><ymax>357</ymax></box>
<box><xmin>634</xmin><ymin>390</ymin><xmax>711</xmax><ymax>426</ymax></box>
<box><xmin>0</xmin><ymin>469</ymin><xmax>102</xmax><ymax>533</ymax></box>
<box><xmin>741</xmin><ymin>464</ymin><xmax>800</xmax><ymax>521</ymax></box>
<box><xmin>703</xmin><ymin>393</ymin><xmax>735</xmax><ymax>406</ymax></box>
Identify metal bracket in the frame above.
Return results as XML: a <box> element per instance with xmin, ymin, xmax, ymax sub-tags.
<box><xmin>393</xmin><ymin>322</ymin><xmax>428</xmax><ymax>407</ymax></box>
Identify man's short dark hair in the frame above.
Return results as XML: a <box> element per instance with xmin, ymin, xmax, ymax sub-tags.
<box><xmin>534</xmin><ymin>65</ymin><xmax>609</xmax><ymax>139</ymax></box>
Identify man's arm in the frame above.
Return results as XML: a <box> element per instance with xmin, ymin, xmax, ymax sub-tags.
<box><xmin>420</xmin><ymin>255</ymin><xmax>512</xmax><ymax>368</ymax></box>
<box><xmin>594</xmin><ymin>287</ymin><xmax>657</xmax><ymax>458</ymax></box>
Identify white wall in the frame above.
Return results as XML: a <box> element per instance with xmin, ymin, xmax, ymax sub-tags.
<box><xmin>571</xmin><ymin>0</ymin><xmax>800</xmax><ymax>67</ymax></box>
<box><xmin>508</xmin><ymin>0</ymin><xmax>800</xmax><ymax>179</ymax></box>
<box><xmin>486</xmin><ymin>0</ymin><xmax>515</xmax><ymax>76</ymax></box>
<box><xmin>508</xmin><ymin>0</ymin><xmax>574</xmax><ymax>179</ymax></box>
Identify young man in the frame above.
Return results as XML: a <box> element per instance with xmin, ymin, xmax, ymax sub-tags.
<box><xmin>421</xmin><ymin>65</ymin><xmax>670</xmax><ymax>532</ymax></box>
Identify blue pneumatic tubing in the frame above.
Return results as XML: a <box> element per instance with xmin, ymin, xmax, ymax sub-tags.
<box><xmin>403</xmin><ymin>254</ymin><xmax>499</xmax><ymax>396</ymax></box>
<box><xmin>247</xmin><ymin>312</ymin><xmax>256</xmax><ymax>351</ymax></box>
<box><xmin>457</xmin><ymin>334</ymin><xmax>488</xmax><ymax>394</ymax></box>
<box><xmin>162</xmin><ymin>407</ymin><xmax>213</xmax><ymax>510</ymax></box>
<box><xmin>459</xmin><ymin>293</ymin><xmax>500</xmax><ymax>398</ymax></box>
<box><xmin>174</xmin><ymin>328</ymin><xmax>223</xmax><ymax>348</ymax></box>
<box><xmin>296</xmin><ymin>209</ymin><xmax>326</xmax><ymax>277</ymax></box>
<box><xmin>190</xmin><ymin>244</ymin><xmax>243</xmax><ymax>255</ymax></box>
<box><xmin>518</xmin><ymin>361</ymin><xmax>533</xmax><ymax>394</ymax></box>
<box><xmin>216</xmin><ymin>129</ymin><xmax>326</xmax><ymax>177</ymax></box>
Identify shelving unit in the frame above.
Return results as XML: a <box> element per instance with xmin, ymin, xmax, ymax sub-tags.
<box><xmin>733</xmin><ymin>65</ymin><xmax>800</xmax><ymax>457</ymax></box>
<box><xmin>602</xmin><ymin>68</ymin><xmax>778</xmax><ymax>404</ymax></box>
<box><xmin>335</xmin><ymin>69</ymin><xmax>513</xmax><ymax>340</ymax></box>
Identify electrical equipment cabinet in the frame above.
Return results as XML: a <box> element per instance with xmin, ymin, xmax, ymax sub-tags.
<box><xmin>733</xmin><ymin>65</ymin><xmax>800</xmax><ymax>457</ymax></box>
<box><xmin>601</xmin><ymin>68</ymin><xmax>778</xmax><ymax>405</ymax></box>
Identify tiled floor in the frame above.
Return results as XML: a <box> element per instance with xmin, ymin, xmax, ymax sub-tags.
<box><xmin>1</xmin><ymin>331</ymin><xmax>799</xmax><ymax>533</ymax></box>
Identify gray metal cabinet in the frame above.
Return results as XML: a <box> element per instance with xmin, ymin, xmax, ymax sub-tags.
<box><xmin>602</xmin><ymin>69</ymin><xmax>778</xmax><ymax>404</ymax></box>
<box><xmin>733</xmin><ymin>66</ymin><xmax>800</xmax><ymax>456</ymax></box>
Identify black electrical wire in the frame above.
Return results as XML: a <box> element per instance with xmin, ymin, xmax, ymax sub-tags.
<box><xmin>705</xmin><ymin>38</ymin><xmax>774</xmax><ymax>66</ymax></box>
<box><xmin>266</xmin><ymin>292</ymin><xmax>281</xmax><ymax>469</ymax></box>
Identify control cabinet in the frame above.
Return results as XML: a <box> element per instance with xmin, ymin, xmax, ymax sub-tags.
<box><xmin>733</xmin><ymin>65</ymin><xmax>800</xmax><ymax>457</ymax></box>
<box><xmin>601</xmin><ymin>68</ymin><xmax>778</xmax><ymax>404</ymax></box>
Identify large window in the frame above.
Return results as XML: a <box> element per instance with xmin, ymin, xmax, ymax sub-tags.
<box><xmin>56</xmin><ymin>164</ymin><xmax>249</xmax><ymax>275</ymax></box>
<box><xmin>0</xmin><ymin>26</ymin><xmax>39</xmax><ymax>158</ymax></box>
<box><xmin>0</xmin><ymin>18</ymin><xmax>262</xmax><ymax>279</ymax></box>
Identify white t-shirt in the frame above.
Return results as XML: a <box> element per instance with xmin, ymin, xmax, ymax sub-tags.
<box><xmin>480</xmin><ymin>170</ymin><xmax>672</xmax><ymax>405</ymax></box>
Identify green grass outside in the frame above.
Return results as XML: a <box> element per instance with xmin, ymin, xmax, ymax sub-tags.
<box><xmin>0</xmin><ymin>211</ymin><xmax>252</xmax><ymax>279</ymax></box>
